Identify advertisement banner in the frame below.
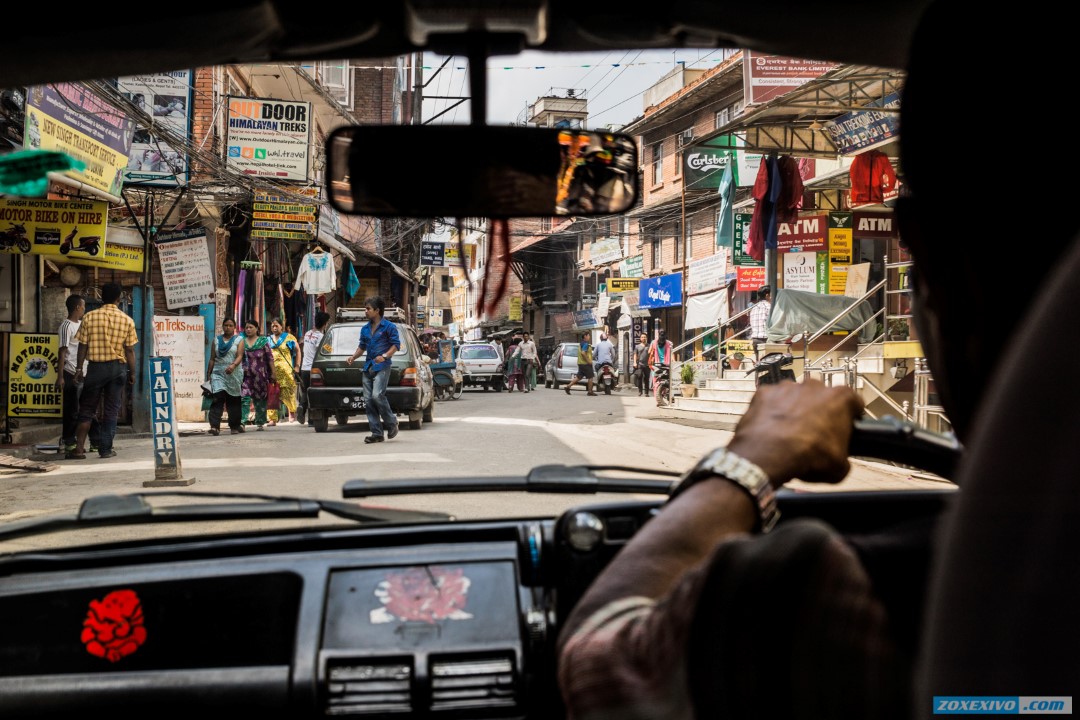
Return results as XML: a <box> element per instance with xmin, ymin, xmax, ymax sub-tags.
<box><xmin>589</xmin><ymin>236</ymin><xmax>623</xmax><ymax>266</ymax></box>
<box><xmin>24</xmin><ymin>83</ymin><xmax>134</xmax><ymax>196</ymax></box>
<box><xmin>573</xmin><ymin>308</ymin><xmax>600</xmax><ymax>329</ymax></box>
<box><xmin>509</xmin><ymin>296</ymin><xmax>522</xmax><ymax>322</ymax></box>
<box><xmin>732</xmin><ymin>213</ymin><xmax>763</xmax><ymax>267</ymax></box>
<box><xmin>226</xmin><ymin>97</ymin><xmax>312</xmax><ymax>181</ymax></box>
<box><xmin>776</xmin><ymin>213</ymin><xmax>827</xmax><ymax>252</ymax></box>
<box><xmin>420</xmin><ymin>241</ymin><xmax>476</xmax><ymax>268</ymax></box>
<box><xmin>688</xmin><ymin>250</ymin><xmax>730</xmax><ymax>295</ymax></box>
<box><xmin>784</xmin><ymin>252</ymin><xmax>819</xmax><ymax>292</ymax></box>
<box><xmin>620</xmin><ymin>254</ymin><xmax>644</xmax><ymax>278</ymax></box>
<box><xmin>152</xmin><ymin>316</ymin><xmax>206</xmax><ymax>421</ymax></box>
<box><xmin>736</xmin><ymin>266</ymin><xmax>767</xmax><ymax>292</ymax></box>
<box><xmin>6</xmin><ymin>333</ymin><xmax>62</xmax><ymax>418</ymax></box>
<box><xmin>853</xmin><ymin>211</ymin><xmax>898</xmax><ymax>238</ymax></box>
<box><xmin>0</xmin><ymin>198</ymin><xmax>109</xmax><ymax>259</ymax></box>
<box><xmin>743</xmin><ymin>52</ymin><xmax>839</xmax><ymax>105</ymax></box>
<box><xmin>826</xmin><ymin>91</ymin><xmax>901</xmax><ymax>155</ymax></box>
<box><xmin>252</xmin><ymin>189</ymin><xmax>316</xmax><ymax>239</ymax></box>
<box><xmin>684</xmin><ymin>139</ymin><xmax>760</xmax><ymax>189</ymax></box>
<box><xmin>844</xmin><ymin>262</ymin><xmax>872</xmax><ymax>298</ymax></box>
<box><xmin>828</xmin><ymin>212</ymin><xmax>853</xmax><ymax>294</ymax></box>
<box><xmin>118</xmin><ymin>71</ymin><xmax>192</xmax><ymax>186</ymax></box>
<box><xmin>817</xmin><ymin>252</ymin><xmax>829</xmax><ymax>294</ymax></box>
<box><xmin>149</xmin><ymin>356</ymin><xmax>184</xmax><ymax>479</ymax></box>
<box><xmin>639</xmin><ymin>273</ymin><xmax>683</xmax><ymax>309</ymax></box>
<box><xmin>156</xmin><ymin>228</ymin><xmax>216</xmax><ymax>309</ymax></box>
<box><xmin>608</xmin><ymin>277</ymin><xmax>640</xmax><ymax>293</ymax></box>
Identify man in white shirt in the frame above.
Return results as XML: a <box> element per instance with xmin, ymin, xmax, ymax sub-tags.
<box><xmin>748</xmin><ymin>285</ymin><xmax>772</xmax><ymax>351</ymax></box>
<box><xmin>297</xmin><ymin>311</ymin><xmax>330</xmax><ymax>425</ymax></box>
<box><xmin>516</xmin><ymin>331</ymin><xmax>539</xmax><ymax>391</ymax></box>
<box><xmin>55</xmin><ymin>295</ymin><xmax>100</xmax><ymax>454</ymax></box>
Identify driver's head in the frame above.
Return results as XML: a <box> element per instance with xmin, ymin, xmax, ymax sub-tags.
<box><xmin>899</xmin><ymin>0</ymin><xmax>1076</xmax><ymax>441</ymax></box>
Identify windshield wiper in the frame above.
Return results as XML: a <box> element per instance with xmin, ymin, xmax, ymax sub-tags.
<box><xmin>343</xmin><ymin>464</ymin><xmax>681</xmax><ymax>498</ymax></box>
<box><xmin>0</xmin><ymin>491</ymin><xmax>452</xmax><ymax>543</ymax></box>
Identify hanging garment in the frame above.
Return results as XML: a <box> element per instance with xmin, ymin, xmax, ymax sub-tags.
<box><xmin>235</xmin><ymin>269</ymin><xmax>248</xmax><ymax>323</ymax></box>
<box><xmin>295</xmin><ymin>249</ymin><xmax>336</xmax><ymax>294</ymax></box>
<box><xmin>716</xmin><ymin>162</ymin><xmax>735</xmax><ymax>249</ymax></box>
<box><xmin>747</xmin><ymin>155</ymin><xmax>782</xmax><ymax>261</ymax></box>
<box><xmin>346</xmin><ymin>261</ymin><xmax>361</xmax><ymax>300</ymax></box>
<box><xmin>849</xmin><ymin>150</ymin><xmax>899</xmax><ymax>206</ymax></box>
<box><xmin>254</xmin><ymin>267</ymin><xmax>265</xmax><ymax>330</ymax></box>
<box><xmin>776</xmin><ymin>155</ymin><xmax>804</xmax><ymax>224</ymax></box>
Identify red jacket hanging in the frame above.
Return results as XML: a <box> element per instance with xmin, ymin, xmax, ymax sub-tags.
<box><xmin>849</xmin><ymin>150</ymin><xmax>899</xmax><ymax>206</ymax></box>
<box><xmin>776</xmin><ymin>155</ymin><xmax>804</xmax><ymax>224</ymax></box>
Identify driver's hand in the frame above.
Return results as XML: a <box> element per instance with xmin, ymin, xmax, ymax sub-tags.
<box><xmin>726</xmin><ymin>380</ymin><xmax>863</xmax><ymax>486</ymax></box>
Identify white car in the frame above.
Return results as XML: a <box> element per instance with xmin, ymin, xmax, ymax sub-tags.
<box><xmin>458</xmin><ymin>342</ymin><xmax>505</xmax><ymax>392</ymax></box>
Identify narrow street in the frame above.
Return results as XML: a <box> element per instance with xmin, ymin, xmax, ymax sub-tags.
<box><xmin>1</xmin><ymin>384</ymin><xmax>943</xmax><ymax>528</ymax></box>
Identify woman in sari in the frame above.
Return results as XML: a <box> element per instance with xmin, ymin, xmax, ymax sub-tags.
<box><xmin>267</xmin><ymin>318</ymin><xmax>301</xmax><ymax>424</ymax></box>
<box><xmin>505</xmin><ymin>335</ymin><xmax>526</xmax><ymax>393</ymax></box>
<box><xmin>206</xmin><ymin>317</ymin><xmax>245</xmax><ymax>435</ymax></box>
<box><xmin>241</xmin><ymin>320</ymin><xmax>275</xmax><ymax>430</ymax></box>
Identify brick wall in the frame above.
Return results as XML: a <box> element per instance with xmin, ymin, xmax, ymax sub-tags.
<box><xmin>638</xmin><ymin>205</ymin><xmax>719</xmax><ymax>276</ymax></box>
<box><xmin>352</xmin><ymin>57</ymin><xmax>399</xmax><ymax>124</ymax></box>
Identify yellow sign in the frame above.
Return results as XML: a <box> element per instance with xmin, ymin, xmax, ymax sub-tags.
<box><xmin>25</xmin><ymin>105</ymin><xmax>130</xmax><ymax>197</ymax></box>
<box><xmin>443</xmin><ymin>243</ymin><xmax>476</xmax><ymax>269</ymax></box>
<box><xmin>828</xmin><ymin>225</ymin><xmax>853</xmax><ymax>295</ymax></box>
<box><xmin>6</xmin><ymin>333</ymin><xmax>62</xmax><ymax>418</ymax></box>
<box><xmin>509</xmin><ymin>296</ymin><xmax>522</xmax><ymax>321</ymax></box>
<box><xmin>726</xmin><ymin>339</ymin><xmax>754</xmax><ymax>355</ymax></box>
<box><xmin>608</xmin><ymin>277</ymin><xmax>641</xmax><ymax>293</ymax></box>
<box><xmin>0</xmin><ymin>198</ymin><xmax>110</xmax><ymax>259</ymax></box>
<box><xmin>64</xmin><ymin>243</ymin><xmax>145</xmax><ymax>273</ymax></box>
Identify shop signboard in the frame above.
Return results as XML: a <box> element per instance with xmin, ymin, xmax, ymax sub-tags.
<box><xmin>733</xmin><ymin>213</ymin><xmax>763</xmax><ymax>267</ymax></box>
<box><xmin>5</xmin><ymin>333</ymin><xmax>61</xmax><ymax>418</ymax></box>
<box><xmin>688</xmin><ymin>250</ymin><xmax>730</xmax><ymax>295</ymax></box>
<box><xmin>826</xmin><ymin>91</ymin><xmax>901</xmax><ymax>155</ymax></box>
<box><xmin>639</xmin><ymin>273</ymin><xmax>683</xmax><ymax>309</ymax></box>
<box><xmin>156</xmin><ymin>228</ymin><xmax>216</xmax><ymax>309</ymax></box>
<box><xmin>0</xmin><ymin>198</ymin><xmax>109</xmax><ymax>260</ymax></box>
<box><xmin>743</xmin><ymin>52</ymin><xmax>839</xmax><ymax>105</ymax></box>
<box><xmin>119</xmin><ymin>71</ymin><xmax>193</xmax><ymax>186</ymax></box>
<box><xmin>776</xmin><ymin>213</ymin><xmax>827</xmax><ymax>252</ymax></box>
<box><xmin>589</xmin><ymin>236</ymin><xmax>623</xmax><ymax>266</ymax></box>
<box><xmin>620</xmin><ymin>254</ymin><xmax>644</xmax><ymax>277</ymax></box>
<box><xmin>736</xmin><ymin>266</ymin><xmax>766</xmax><ymax>292</ymax></box>
<box><xmin>225</xmin><ymin>97</ymin><xmax>312</xmax><ymax>181</ymax></box>
<box><xmin>152</xmin><ymin>315</ymin><xmax>205</xmax><ymax>421</ymax></box>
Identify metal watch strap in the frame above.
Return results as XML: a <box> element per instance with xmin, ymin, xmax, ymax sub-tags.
<box><xmin>672</xmin><ymin>448</ymin><xmax>780</xmax><ymax>533</ymax></box>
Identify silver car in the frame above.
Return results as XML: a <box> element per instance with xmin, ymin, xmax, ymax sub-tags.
<box><xmin>544</xmin><ymin>342</ymin><xmax>580</xmax><ymax>389</ymax></box>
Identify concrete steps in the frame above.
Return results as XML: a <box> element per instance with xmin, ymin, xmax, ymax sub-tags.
<box><xmin>661</xmin><ymin>374</ymin><xmax>758</xmax><ymax>426</ymax></box>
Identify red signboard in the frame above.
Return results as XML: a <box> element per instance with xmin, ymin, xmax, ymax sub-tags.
<box><xmin>737</xmin><ymin>266</ymin><xmax>767</xmax><ymax>292</ymax></box>
<box><xmin>743</xmin><ymin>52</ymin><xmax>839</xmax><ymax>105</ymax></box>
<box><xmin>776</xmin><ymin>213</ymin><xmax>827</xmax><ymax>252</ymax></box>
<box><xmin>852</xmin><ymin>211</ymin><xmax>899</xmax><ymax>238</ymax></box>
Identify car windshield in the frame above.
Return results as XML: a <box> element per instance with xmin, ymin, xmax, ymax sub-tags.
<box><xmin>460</xmin><ymin>346</ymin><xmax>499</xmax><ymax>360</ymax></box>
<box><xmin>0</xmin><ymin>38</ymin><xmax>951</xmax><ymax>555</ymax></box>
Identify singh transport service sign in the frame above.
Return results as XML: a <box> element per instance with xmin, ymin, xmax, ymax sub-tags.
<box><xmin>6</xmin><ymin>333</ymin><xmax>62</xmax><ymax>418</ymax></box>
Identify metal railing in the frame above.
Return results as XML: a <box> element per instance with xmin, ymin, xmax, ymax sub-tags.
<box><xmin>801</xmin><ymin>278</ymin><xmax>887</xmax><ymax>380</ymax></box>
<box><xmin>667</xmin><ymin>306</ymin><xmax>755</xmax><ymax>402</ymax></box>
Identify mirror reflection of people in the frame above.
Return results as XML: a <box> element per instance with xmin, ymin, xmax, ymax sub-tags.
<box><xmin>560</xmin><ymin>134</ymin><xmax>634</xmax><ymax>215</ymax></box>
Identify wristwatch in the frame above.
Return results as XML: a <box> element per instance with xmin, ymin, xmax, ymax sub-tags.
<box><xmin>672</xmin><ymin>448</ymin><xmax>780</xmax><ymax>533</ymax></box>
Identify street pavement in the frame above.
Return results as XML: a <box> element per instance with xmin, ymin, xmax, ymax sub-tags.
<box><xmin>0</xmin><ymin>383</ymin><xmax>953</xmax><ymax>542</ymax></box>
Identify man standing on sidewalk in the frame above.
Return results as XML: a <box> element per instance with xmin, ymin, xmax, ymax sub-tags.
<box><xmin>564</xmin><ymin>332</ymin><xmax>596</xmax><ymax>396</ymax></box>
<box><xmin>749</xmin><ymin>285</ymin><xmax>772</xmax><ymax>353</ymax></box>
<box><xmin>346</xmin><ymin>296</ymin><xmax>400</xmax><ymax>444</ymax></box>
<box><xmin>632</xmin><ymin>332</ymin><xmax>651</xmax><ymax>396</ymax></box>
<box><xmin>55</xmin><ymin>294</ymin><xmax>98</xmax><ymax>454</ymax></box>
<box><xmin>70</xmin><ymin>283</ymin><xmax>138</xmax><ymax>460</ymax></box>
<box><xmin>297</xmin><ymin>310</ymin><xmax>331</xmax><ymax>424</ymax></box>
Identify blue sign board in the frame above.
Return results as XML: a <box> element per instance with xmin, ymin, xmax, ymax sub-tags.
<box><xmin>639</xmin><ymin>273</ymin><xmax>683</xmax><ymax>309</ymax></box>
<box><xmin>150</xmin><ymin>356</ymin><xmax>184</xmax><ymax>481</ymax></box>
<box><xmin>573</xmin><ymin>308</ymin><xmax>600</xmax><ymax>329</ymax></box>
<box><xmin>825</xmin><ymin>91</ymin><xmax>901</xmax><ymax>155</ymax></box>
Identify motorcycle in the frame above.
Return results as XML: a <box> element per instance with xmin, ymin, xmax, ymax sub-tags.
<box><xmin>651</xmin><ymin>362</ymin><xmax>670</xmax><ymax>406</ymax></box>
<box><xmin>746</xmin><ymin>352</ymin><xmax>797</xmax><ymax>387</ymax></box>
<box><xmin>59</xmin><ymin>226</ymin><xmax>101</xmax><ymax>256</ymax></box>
<box><xmin>596</xmin><ymin>361</ymin><xmax>617</xmax><ymax>395</ymax></box>
<box><xmin>0</xmin><ymin>222</ymin><xmax>31</xmax><ymax>253</ymax></box>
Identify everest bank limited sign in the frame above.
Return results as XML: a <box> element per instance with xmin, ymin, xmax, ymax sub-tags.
<box><xmin>776</xmin><ymin>213</ymin><xmax>827</xmax><ymax>253</ymax></box>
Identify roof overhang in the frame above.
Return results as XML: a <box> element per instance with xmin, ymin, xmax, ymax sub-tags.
<box><xmin>239</xmin><ymin>63</ymin><xmax>357</xmax><ymax>141</ymax></box>
<box><xmin>696</xmin><ymin>64</ymin><xmax>905</xmax><ymax>159</ymax></box>
<box><xmin>341</xmin><ymin>236</ymin><xmax>415</xmax><ymax>284</ymax></box>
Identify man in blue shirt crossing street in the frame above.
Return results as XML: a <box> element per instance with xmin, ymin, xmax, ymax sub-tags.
<box><xmin>347</xmin><ymin>296</ymin><xmax>401</xmax><ymax>443</ymax></box>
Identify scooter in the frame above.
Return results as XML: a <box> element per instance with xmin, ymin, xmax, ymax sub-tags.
<box><xmin>597</xmin><ymin>361</ymin><xmax>617</xmax><ymax>395</ymax></box>
<box><xmin>0</xmin><ymin>223</ymin><xmax>31</xmax><ymax>253</ymax></box>
<box><xmin>59</xmin><ymin>227</ymin><xmax>101</xmax><ymax>256</ymax></box>
<box><xmin>746</xmin><ymin>352</ymin><xmax>796</xmax><ymax>387</ymax></box>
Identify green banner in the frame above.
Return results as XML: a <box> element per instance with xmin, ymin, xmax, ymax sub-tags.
<box><xmin>733</xmin><ymin>213</ymin><xmax>763</xmax><ymax>267</ymax></box>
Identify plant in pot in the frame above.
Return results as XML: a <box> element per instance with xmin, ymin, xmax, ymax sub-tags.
<box><xmin>680</xmin><ymin>363</ymin><xmax>697</xmax><ymax>398</ymax></box>
<box><xmin>888</xmin><ymin>318</ymin><xmax>910</xmax><ymax>341</ymax></box>
<box><xmin>729</xmin><ymin>351</ymin><xmax>745</xmax><ymax>370</ymax></box>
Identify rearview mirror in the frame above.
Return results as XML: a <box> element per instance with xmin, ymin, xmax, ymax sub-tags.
<box><xmin>326</xmin><ymin>126</ymin><xmax>637</xmax><ymax>218</ymax></box>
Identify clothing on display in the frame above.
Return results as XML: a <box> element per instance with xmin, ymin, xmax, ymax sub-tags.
<box><xmin>295</xmin><ymin>246</ymin><xmax>336</xmax><ymax>294</ymax></box>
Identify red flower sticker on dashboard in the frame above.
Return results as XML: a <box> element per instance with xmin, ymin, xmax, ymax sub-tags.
<box><xmin>81</xmin><ymin>589</ymin><xmax>148</xmax><ymax>662</ymax></box>
<box><xmin>371</xmin><ymin>566</ymin><xmax>474</xmax><ymax>624</ymax></box>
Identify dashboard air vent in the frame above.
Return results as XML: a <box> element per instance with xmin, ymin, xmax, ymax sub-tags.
<box><xmin>325</xmin><ymin>659</ymin><xmax>411</xmax><ymax>715</ymax></box>
<box><xmin>430</xmin><ymin>655</ymin><xmax>516</xmax><ymax>711</ymax></box>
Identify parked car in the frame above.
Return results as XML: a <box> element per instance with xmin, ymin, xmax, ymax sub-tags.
<box><xmin>544</xmin><ymin>342</ymin><xmax>579</xmax><ymax>389</ymax></box>
<box><xmin>458</xmin><ymin>341</ymin><xmax>505</xmax><ymax>392</ymax></box>
<box><xmin>306</xmin><ymin>310</ymin><xmax>434</xmax><ymax>431</ymax></box>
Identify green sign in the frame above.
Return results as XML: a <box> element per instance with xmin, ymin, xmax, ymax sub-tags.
<box><xmin>621</xmin><ymin>254</ymin><xmax>644</xmax><ymax>278</ymax></box>
<box><xmin>733</xmin><ymin>213</ymin><xmax>763</xmax><ymax>267</ymax></box>
<box><xmin>817</xmin><ymin>252</ymin><xmax>829</xmax><ymax>294</ymax></box>
<box><xmin>684</xmin><ymin>142</ymin><xmax>735</xmax><ymax>190</ymax></box>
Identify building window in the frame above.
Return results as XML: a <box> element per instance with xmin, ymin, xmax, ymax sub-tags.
<box><xmin>672</xmin><ymin>220</ymin><xmax>682</xmax><ymax>263</ymax></box>
<box><xmin>441</xmin><ymin>275</ymin><xmax>451</xmax><ymax>292</ymax></box>
<box><xmin>584</xmin><ymin>272</ymin><xmax>598</xmax><ymax>295</ymax></box>
<box><xmin>715</xmin><ymin>107</ymin><xmax>731</xmax><ymax>129</ymax></box>
<box><xmin>319</xmin><ymin>61</ymin><xmax>352</xmax><ymax>107</ymax></box>
<box><xmin>540</xmin><ymin>217</ymin><xmax>552</xmax><ymax>233</ymax></box>
<box><xmin>652</xmin><ymin>238</ymin><xmax>662</xmax><ymax>268</ymax></box>
<box><xmin>652</xmin><ymin>142</ymin><xmax>663</xmax><ymax>184</ymax></box>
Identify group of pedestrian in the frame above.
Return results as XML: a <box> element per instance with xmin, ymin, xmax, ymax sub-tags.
<box><xmin>630</xmin><ymin>330</ymin><xmax>675</xmax><ymax>406</ymax></box>
<box><xmin>505</xmin><ymin>331</ymin><xmax>539</xmax><ymax>392</ymax></box>
<box><xmin>206</xmin><ymin>312</ymin><xmax>331</xmax><ymax>435</ymax></box>
<box><xmin>563</xmin><ymin>332</ymin><xmax>616</xmax><ymax>396</ymax></box>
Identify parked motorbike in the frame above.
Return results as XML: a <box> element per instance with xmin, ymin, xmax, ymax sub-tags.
<box><xmin>0</xmin><ymin>222</ymin><xmax>31</xmax><ymax>253</ymax></box>
<box><xmin>651</xmin><ymin>362</ymin><xmax>670</xmax><ymax>406</ymax></box>
<box><xmin>746</xmin><ymin>352</ymin><xmax>796</xmax><ymax>387</ymax></box>
<box><xmin>59</xmin><ymin>226</ymin><xmax>101</xmax><ymax>256</ymax></box>
<box><xmin>596</xmin><ymin>361</ymin><xmax>617</xmax><ymax>395</ymax></box>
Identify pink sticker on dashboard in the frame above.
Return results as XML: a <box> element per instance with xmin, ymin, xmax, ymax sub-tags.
<box><xmin>370</xmin><ymin>566</ymin><xmax>474</xmax><ymax>624</ymax></box>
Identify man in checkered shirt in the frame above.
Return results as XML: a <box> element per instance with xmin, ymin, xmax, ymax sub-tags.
<box><xmin>70</xmin><ymin>283</ymin><xmax>139</xmax><ymax>460</ymax></box>
<box><xmin>748</xmin><ymin>285</ymin><xmax>772</xmax><ymax>347</ymax></box>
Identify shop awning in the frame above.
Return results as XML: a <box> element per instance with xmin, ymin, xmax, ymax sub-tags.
<box><xmin>621</xmin><ymin>295</ymin><xmax>651</xmax><ymax>318</ymax></box>
<box><xmin>316</xmin><ymin>228</ymin><xmax>357</xmax><ymax>261</ymax></box>
<box><xmin>695</xmin><ymin>64</ymin><xmax>904</xmax><ymax>160</ymax></box>
<box><xmin>685</xmin><ymin>289</ymin><xmax>730</xmax><ymax>330</ymax></box>
<box><xmin>332</xmin><ymin>234</ymin><xmax>415</xmax><ymax>285</ymax></box>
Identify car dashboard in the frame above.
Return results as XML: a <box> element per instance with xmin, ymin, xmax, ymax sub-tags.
<box><xmin>0</xmin><ymin>489</ymin><xmax>952</xmax><ymax>718</ymax></box>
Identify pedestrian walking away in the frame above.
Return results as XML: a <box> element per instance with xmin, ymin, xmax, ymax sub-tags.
<box><xmin>297</xmin><ymin>311</ymin><xmax>330</xmax><ymax>425</ymax></box>
<box><xmin>69</xmin><ymin>283</ymin><xmax>138</xmax><ymax>460</ymax></box>
<box><xmin>206</xmin><ymin>317</ymin><xmax>245</xmax><ymax>435</ymax></box>
<box><xmin>564</xmin><ymin>331</ymin><xmax>597</xmax><ymax>396</ymax></box>
<box><xmin>649</xmin><ymin>329</ymin><xmax>674</xmax><ymax>407</ymax></box>
<box><xmin>347</xmin><ymin>296</ymin><xmax>401</xmax><ymax>444</ymax></box>
<box><xmin>55</xmin><ymin>294</ymin><xmax>100</xmax><ymax>455</ymax></box>
<box><xmin>632</xmin><ymin>332</ymin><xmax>651</xmax><ymax>396</ymax></box>
<box><xmin>506</xmin><ymin>335</ymin><xmax>526</xmax><ymax>392</ymax></box>
<box><xmin>241</xmin><ymin>320</ymin><xmax>275</xmax><ymax>430</ymax></box>
<box><xmin>267</xmin><ymin>319</ymin><xmax>301</xmax><ymax>424</ymax></box>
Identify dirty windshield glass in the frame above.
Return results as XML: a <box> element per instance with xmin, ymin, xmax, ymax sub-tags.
<box><xmin>460</xmin><ymin>346</ymin><xmax>499</xmax><ymax>360</ymax></box>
